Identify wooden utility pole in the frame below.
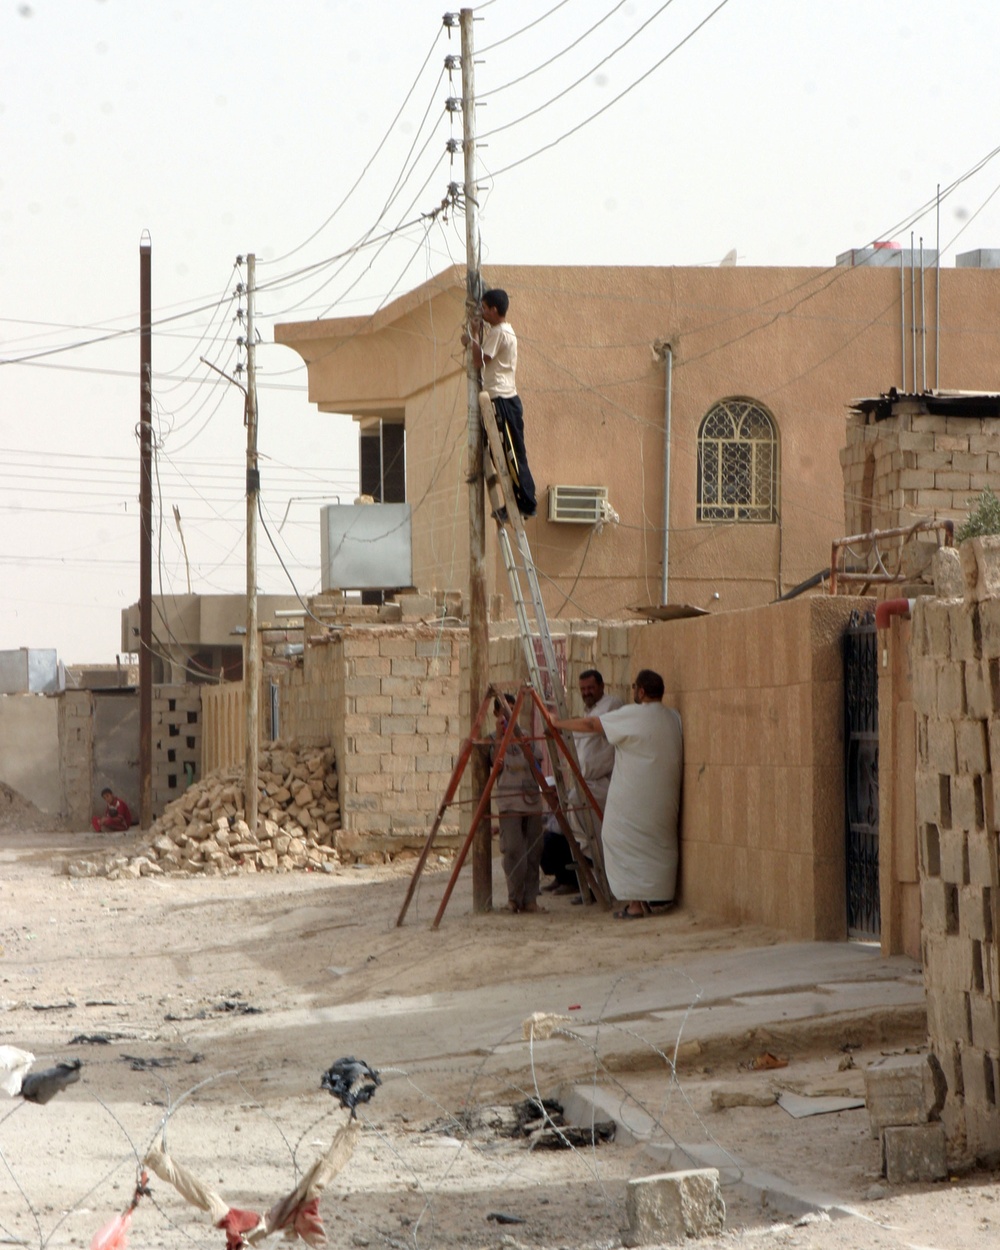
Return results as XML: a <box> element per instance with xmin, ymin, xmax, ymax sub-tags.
<box><xmin>138</xmin><ymin>235</ymin><xmax>153</xmax><ymax>829</ymax></box>
<box><xmin>244</xmin><ymin>254</ymin><xmax>260</xmax><ymax>833</ymax></box>
<box><xmin>460</xmin><ymin>8</ymin><xmax>491</xmax><ymax>911</ymax></box>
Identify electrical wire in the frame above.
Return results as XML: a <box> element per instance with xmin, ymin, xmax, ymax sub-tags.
<box><xmin>263</xmin><ymin>29</ymin><xmax>445</xmax><ymax>266</ymax></box>
<box><xmin>480</xmin><ymin>0</ymin><xmax>678</xmax><ymax>136</ymax></box>
<box><xmin>257</xmin><ymin>496</ymin><xmax>328</xmax><ymax>628</ymax></box>
<box><xmin>478</xmin><ymin>0</ymin><xmax>573</xmax><ymax>53</ymax></box>
<box><xmin>0</xmin><ymin>291</ymin><xmax>238</xmax><ymax>368</ymax></box>
<box><xmin>481</xmin><ymin>0</ymin><xmax>631</xmax><ymax>99</ymax></box>
<box><xmin>486</xmin><ymin>0</ymin><xmax>733</xmax><ymax>178</ymax></box>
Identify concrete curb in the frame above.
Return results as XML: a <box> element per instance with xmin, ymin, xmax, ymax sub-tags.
<box><xmin>559</xmin><ymin>1084</ymin><xmax>863</xmax><ymax>1222</ymax></box>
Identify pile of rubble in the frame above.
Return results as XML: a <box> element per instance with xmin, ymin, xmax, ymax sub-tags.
<box><xmin>68</xmin><ymin>743</ymin><xmax>342</xmax><ymax>880</ymax></box>
<box><xmin>0</xmin><ymin>782</ymin><xmax>57</xmax><ymax>834</ymax></box>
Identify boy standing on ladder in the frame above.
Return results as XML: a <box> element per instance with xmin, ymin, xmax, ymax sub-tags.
<box><xmin>462</xmin><ymin>289</ymin><xmax>537</xmax><ymax>519</ymax></box>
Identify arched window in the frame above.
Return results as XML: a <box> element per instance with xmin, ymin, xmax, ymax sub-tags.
<box><xmin>697</xmin><ymin>399</ymin><xmax>778</xmax><ymax>522</ymax></box>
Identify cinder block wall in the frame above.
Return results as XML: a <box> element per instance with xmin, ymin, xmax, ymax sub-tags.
<box><xmin>912</xmin><ymin>545</ymin><xmax>1000</xmax><ymax>1166</ymax></box>
<box><xmin>281</xmin><ymin>625</ymin><xmax>464</xmax><ymax>844</ymax></box>
<box><xmin>841</xmin><ymin>404</ymin><xmax>1000</xmax><ymax>537</ymax></box>
<box><xmin>152</xmin><ymin>684</ymin><xmax>201</xmax><ymax>816</ymax></box>
<box><xmin>599</xmin><ymin>596</ymin><xmax>871</xmax><ymax>940</ymax></box>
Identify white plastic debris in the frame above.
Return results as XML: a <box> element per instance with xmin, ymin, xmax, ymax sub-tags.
<box><xmin>521</xmin><ymin>1012</ymin><xmax>571</xmax><ymax>1041</ymax></box>
<box><xmin>0</xmin><ymin>1045</ymin><xmax>35</xmax><ymax>1096</ymax></box>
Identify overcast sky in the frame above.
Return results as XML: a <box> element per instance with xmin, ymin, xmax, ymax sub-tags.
<box><xmin>3</xmin><ymin>0</ymin><xmax>1000</xmax><ymax>662</ymax></box>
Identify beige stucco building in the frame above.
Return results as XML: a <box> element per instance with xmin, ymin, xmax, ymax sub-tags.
<box><xmin>275</xmin><ymin>257</ymin><xmax>1000</xmax><ymax>616</ymax></box>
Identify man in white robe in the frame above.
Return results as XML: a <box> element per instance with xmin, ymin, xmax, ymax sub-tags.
<box><xmin>549</xmin><ymin>669</ymin><xmax>682</xmax><ymax>918</ymax></box>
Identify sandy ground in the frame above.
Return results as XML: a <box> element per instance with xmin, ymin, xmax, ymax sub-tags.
<box><xmin>0</xmin><ymin>825</ymin><xmax>997</xmax><ymax>1250</ymax></box>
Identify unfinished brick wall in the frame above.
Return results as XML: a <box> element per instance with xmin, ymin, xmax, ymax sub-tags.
<box><xmin>841</xmin><ymin>404</ymin><xmax>1000</xmax><ymax>538</ymax></box>
<box><xmin>280</xmin><ymin>624</ymin><xmax>464</xmax><ymax>845</ymax></box>
<box><xmin>912</xmin><ymin>540</ymin><xmax>1000</xmax><ymax>1165</ymax></box>
<box><xmin>152</xmin><ymin>684</ymin><xmax>201</xmax><ymax>816</ymax></box>
<box><xmin>466</xmin><ymin>620</ymin><xmax>639</xmax><ymax>720</ymax></box>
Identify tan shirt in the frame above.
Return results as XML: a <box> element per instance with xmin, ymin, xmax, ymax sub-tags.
<box><xmin>482</xmin><ymin>321</ymin><xmax>518</xmax><ymax>398</ymax></box>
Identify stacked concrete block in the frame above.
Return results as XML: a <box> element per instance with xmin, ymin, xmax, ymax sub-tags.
<box><xmin>281</xmin><ymin>623</ymin><xmax>465</xmax><ymax>848</ymax></box>
<box><xmin>593</xmin><ymin>620</ymin><xmax>640</xmax><ymax>703</ymax></box>
<box><xmin>913</xmin><ymin>551</ymin><xmax>1000</xmax><ymax>1164</ymax></box>
<box><xmin>840</xmin><ymin>404</ymin><xmax>996</xmax><ymax>587</ymax></box>
<box><xmin>864</xmin><ymin>1054</ymin><xmax>947</xmax><ymax>1183</ymax></box>
<box><xmin>151</xmin><ymin>684</ymin><xmax>201</xmax><ymax>816</ymax></box>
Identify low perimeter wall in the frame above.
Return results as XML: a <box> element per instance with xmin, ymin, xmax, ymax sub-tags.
<box><xmin>599</xmin><ymin>595</ymin><xmax>872</xmax><ymax>940</ymax></box>
<box><xmin>279</xmin><ymin>597</ymin><xmax>867</xmax><ymax>939</ymax></box>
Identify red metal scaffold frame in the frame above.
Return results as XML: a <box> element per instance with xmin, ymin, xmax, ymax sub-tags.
<box><xmin>396</xmin><ymin>684</ymin><xmax>610</xmax><ymax>928</ymax></box>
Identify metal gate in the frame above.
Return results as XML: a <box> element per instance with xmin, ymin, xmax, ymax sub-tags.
<box><xmin>843</xmin><ymin>610</ymin><xmax>880</xmax><ymax>940</ymax></box>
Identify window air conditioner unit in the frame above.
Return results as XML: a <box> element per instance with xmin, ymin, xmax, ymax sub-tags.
<box><xmin>547</xmin><ymin>484</ymin><xmax>609</xmax><ymax>524</ymax></box>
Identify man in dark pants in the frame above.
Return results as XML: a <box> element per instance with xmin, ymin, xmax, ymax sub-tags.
<box><xmin>461</xmin><ymin>288</ymin><xmax>537</xmax><ymax>518</ymax></box>
<box><xmin>539</xmin><ymin>777</ymin><xmax>578</xmax><ymax>894</ymax></box>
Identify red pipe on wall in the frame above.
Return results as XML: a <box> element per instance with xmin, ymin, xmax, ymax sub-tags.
<box><xmin>875</xmin><ymin>598</ymin><xmax>914</xmax><ymax>630</ymax></box>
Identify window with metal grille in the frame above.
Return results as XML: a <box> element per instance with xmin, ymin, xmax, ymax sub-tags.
<box><xmin>697</xmin><ymin>399</ymin><xmax>778</xmax><ymax>522</ymax></box>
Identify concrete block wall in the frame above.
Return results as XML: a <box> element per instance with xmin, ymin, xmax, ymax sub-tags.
<box><xmin>599</xmin><ymin>596</ymin><xmax>871</xmax><ymax>939</ymax></box>
<box><xmin>280</xmin><ymin>639</ymin><xmax>341</xmax><ymax>749</ymax></box>
<box><xmin>912</xmin><ymin>555</ymin><xmax>1000</xmax><ymax>1165</ymax></box>
<box><xmin>58</xmin><ymin>690</ymin><xmax>93</xmax><ymax>828</ymax></box>
<box><xmin>841</xmin><ymin>406</ymin><xmax>1000</xmax><ymax>539</ymax></box>
<box><xmin>152</xmin><ymin>684</ymin><xmax>201</xmax><ymax>816</ymax></box>
<box><xmin>281</xmin><ymin>625</ymin><xmax>464</xmax><ymax>843</ymax></box>
<box><xmin>461</xmin><ymin>620</ymin><xmax>633</xmax><ymax>721</ymax></box>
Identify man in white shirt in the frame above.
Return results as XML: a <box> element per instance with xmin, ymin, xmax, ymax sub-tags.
<box><xmin>461</xmin><ymin>288</ymin><xmax>537</xmax><ymax>517</ymax></box>
<box><xmin>548</xmin><ymin>669</ymin><xmax>682</xmax><ymax>919</ymax></box>
<box><xmin>569</xmin><ymin>669</ymin><xmax>622</xmax><ymax>861</ymax></box>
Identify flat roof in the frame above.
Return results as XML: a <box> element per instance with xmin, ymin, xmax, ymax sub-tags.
<box><xmin>849</xmin><ymin>389</ymin><xmax>1000</xmax><ymax>420</ymax></box>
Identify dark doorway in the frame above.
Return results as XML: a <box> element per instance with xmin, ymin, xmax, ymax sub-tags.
<box><xmin>843</xmin><ymin>609</ymin><xmax>880</xmax><ymax>940</ymax></box>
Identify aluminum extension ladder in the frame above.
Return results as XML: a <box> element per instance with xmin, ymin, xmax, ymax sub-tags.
<box><xmin>477</xmin><ymin>392</ymin><xmax>609</xmax><ymax>901</ymax></box>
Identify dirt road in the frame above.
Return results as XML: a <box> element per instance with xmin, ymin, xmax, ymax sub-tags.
<box><xmin>0</xmin><ymin>827</ymin><xmax>995</xmax><ymax>1250</ymax></box>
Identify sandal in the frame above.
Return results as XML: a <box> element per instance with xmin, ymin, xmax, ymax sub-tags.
<box><xmin>613</xmin><ymin>906</ymin><xmax>647</xmax><ymax>919</ymax></box>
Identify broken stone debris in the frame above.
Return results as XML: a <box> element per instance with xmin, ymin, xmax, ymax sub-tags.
<box><xmin>66</xmin><ymin>743</ymin><xmax>343</xmax><ymax>879</ymax></box>
<box><xmin>623</xmin><ymin>1169</ymin><xmax>725</xmax><ymax>1245</ymax></box>
<box><xmin>863</xmin><ymin>1052</ymin><xmax>945</xmax><ymax>1138</ymax></box>
<box><xmin>710</xmin><ymin>1082</ymin><xmax>778</xmax><ymax>1110</ymax></box>
<box><xmin>864</xmin><ymin>1052</ymin><xmax>948</xmax><ymax>1183</ymax></box>
<box><xmin>0</xmin><ymin>781</ymin><xmax>56</xmax><ymax>833</ymax></box>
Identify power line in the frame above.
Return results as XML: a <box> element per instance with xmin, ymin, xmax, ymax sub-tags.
<box><xmin>263</xmin><ymin>28</ymin><xmax>445</xmax><ymax>266</ymax></box>
<box><xmin>481</xmin><ymin>0</ymin><xmax>630</xmax><ymax>99</ymax></box>
<box><xmin>480</xmin><ymin>0</ymin><xmax>678</xmax><ymax>135</ymax></box>
<box><xmin>486</xmin><ymin>0</ymin><xmax>734</xmax><ymax>178</ymax></box>
<box><xmin>478</xmin><ymin>0</ymin><xmax>573</xmax><ymax>53</ymax></box>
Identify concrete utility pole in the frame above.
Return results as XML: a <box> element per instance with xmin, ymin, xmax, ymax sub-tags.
<box><xmin>139</xmin><ymin>235</ymin><xmax>153</xmax><ymax>830</ymax></box>
<box><xmin>244</xmin><ymin>254</ymin><xmax>260</xmax><ymax>834</ymax></box>
<box><xmin>460</xmin><ymin>7</ymin><xmax>491</xmax><ymax>911</ymax></box>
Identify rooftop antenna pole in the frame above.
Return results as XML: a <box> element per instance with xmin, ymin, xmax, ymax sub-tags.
<box><xmin>910</xmin><ymin>231</ymin><xmax>917</xmax><ymax>392</ymax></box>
<box><xmin>900</xmin><ymin>250</ymin><xmax>906</xmax><ymax>390</ymax></box>
<box><xmin>935</xmin><ymin>183</ymin><xmax>941</xmax><ymax>389</ymax></box>
<box><xmin>139</xmin><ymin>234</ymin><xmax>153</xmax><ymax>830</ymax></box>
<box><xmin>458</xmin><ymin>9</ymin><xmax>491</xmax><ymax>911</ymax></box>
<box><xmin>920</xmin><ymin>237</ymin><xmax>926</xmax><ymax>392</ymax></box>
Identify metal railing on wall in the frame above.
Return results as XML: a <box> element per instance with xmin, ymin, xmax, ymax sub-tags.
<box><xmin>828</xmin><ymin>518</ymin><xmax>954</xmax><ymax>595</ymax></box>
